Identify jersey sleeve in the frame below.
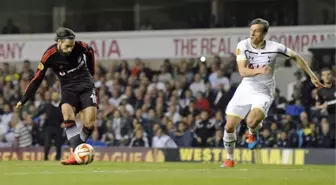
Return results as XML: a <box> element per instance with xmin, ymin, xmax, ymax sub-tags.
<box><xmin>20</xmin><ymin>48</ymin><xmax>54</xmax><ymax>105</ymax></box>
<box><xmin>78</xmin><ymin>41</ymin><xmax>95</xmax><ymax>76</ymax></box>
<box><xmin>236</xmin><ymin>41</ymin><xmax>248</xmax><ymax>61</ymax></box>
<box><xmin>278</xmin><ymin>43</ymin><xmax>294</xmax><ymax>58</ymax></box>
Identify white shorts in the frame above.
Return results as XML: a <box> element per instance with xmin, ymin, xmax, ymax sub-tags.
<box><xmin>225</xmin><ymin>84</ymin><xmax>274</xmax><ymax>119</ymax></box>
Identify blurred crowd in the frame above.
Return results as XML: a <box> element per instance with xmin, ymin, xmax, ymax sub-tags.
<box><xmin>0</xmin><ymin>56</ymin><xmax>335</xmax><ymax>149</ymax></box>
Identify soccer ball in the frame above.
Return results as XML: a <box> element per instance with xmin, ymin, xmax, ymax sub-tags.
<box><xmin>74</xmin><ymin>143</ymin><xmax>95</xmax><ymax>165</ymax></box>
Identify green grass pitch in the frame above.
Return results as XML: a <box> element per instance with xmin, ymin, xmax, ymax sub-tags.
<box><xmin>1</xmin><ymin>161</ymin><xmax>335</xmax><ymax>185</ymax></box>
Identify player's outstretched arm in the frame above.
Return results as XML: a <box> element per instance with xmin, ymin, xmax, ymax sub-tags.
<box><xmin>16</xmin><ymin>63</ymin><xmax>48</xmax><ymax>110</ymax></box>
<box><xmin>16</xmin><ymin>49</ymin><xmax>53</xmax><ymax>110</ymax></box>
<box><xmin>289</xmin><ymin>52</ymin><xmax>325</xmax><ymax>88</ymax></box>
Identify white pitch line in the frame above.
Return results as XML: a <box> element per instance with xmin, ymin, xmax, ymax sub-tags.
<box><xmin>3</xmin><ymin>169</ymin><xmax>214</xmax><ymax>176</ymax></box>
<box><xmin>3</xmin><ymin>168</ymin><xmax>311</xmax><ymax>176</ymax></box>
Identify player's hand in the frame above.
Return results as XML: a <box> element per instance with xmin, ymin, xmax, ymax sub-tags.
<box><xmin>259</xmin><ymin>66</ymin><xmax>272</xmax><ymax>75</ymax></box>
<box><xmin>322</xmin><ymin>102</ymin><xmax>328</xmax><ymax>109</ymax></box>
<box><xmin>310</xmin><ymin>76</ymin><xmax>325</xmax><ymax>88</ymax></box>
<box><xmin>15</xmin><ymin>102</ymin><xmax>23</xmax><ymax>111</ymax></box>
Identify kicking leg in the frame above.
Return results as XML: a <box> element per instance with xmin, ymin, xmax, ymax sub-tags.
<box><xmin>221</xmin><ymin>114</ymin><xmax>242</xmax><ymax>168</ymax></box>
<box><xmin>245</xmin><ymin>108</ymin><xmax>265</xmax><ymax>150</ymax></box>
<box><xmin>78</xmin><ymin>88</ymin><xmax>98</xmax><ymax>143</ymax></box>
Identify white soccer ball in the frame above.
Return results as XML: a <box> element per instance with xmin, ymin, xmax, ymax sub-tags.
<box><xmin>74</xmin><ymin>143</ymin><xmax>95</xmax><ymax>165</ymax></box>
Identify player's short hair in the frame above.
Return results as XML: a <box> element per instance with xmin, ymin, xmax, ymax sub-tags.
<box><xmin>54</xmin><ymin>27</ymin><xmax>76</xmax><ymax>41</ymax></box>
<box><xmin>250</xmin><ymin>18</ymin><xmax>269</xmax><ymax>33</ymax></box>
<box><xmin>321</xmin><ymin>67</ymin><xmax>332</xmax><ymax>73</ymax></box>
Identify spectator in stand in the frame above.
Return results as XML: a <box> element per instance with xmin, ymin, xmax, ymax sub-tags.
<box><xmin>259</xmin><ymin>128</ymin><xmax>275</xmax><ymax>148</ymax></box>
<box><xmin>158</xmin><ymin>65</ymin><xmax>173</xmax><ymax>83</ymax></box>
<box><xmin>270</xmin><ymin>88</ymin><xmax>287</xmax><ymax>115</ymax></box>
<box><xmin>152</xmin><ymin>125</ymin><xmax>177</xmax><ymax>148</ymax></box>
<box><xmin>189</xmin><ymin>74</ymin><xmax>206</xmax><ymax>96</ymax></box>
<box><xmin>210</xmin><ymin>111</ymin><xmax>225</xmax><ymax>130</ymax></box>
<box><xmin>0</xmin><ymin>104</ymin><xmax>13</xmax><ymax>138</ymax></box>
<box><xmin>286</xmin><ymin>99</ymin><xmax>305</xmax><ymax>118</ymax></box>
<box><xmin>111</xmin><ymin>110</ymin><xmax>132</xmax><ymax>146</ymax></box>
<box><xmin>173</xmin><ymin>122</ymin><xmax>193</xmax><ymax>147</ymax></box>
<box><xmin>140</xmin><ymin>19</ymin><xmax>153</xmax><ymax>30</ymax></box>
<box><xmin>277</xmin><ymin>132</ymin><xmax>289</xmax><ymax>148</ymax></box>
<box><xmin>303</xmin><ymin>123</ymin><xmax>319</xmax><ymax>148</ymax></box>
<box><xmin>195</xmin><ymin>92</ymin><xmax>210</xmax><ymax>112</ymax></box>
<box><xmin>13</xmin><ymin>112</ymin><xmax>32</xmax><ymax>147</ymax></box>
<box><xmin>164</xmin><ymin>104</ymin><xmax>182</xmax><ymax>125</ymax></box>
<box><xmin>2</xmin><ymin>19</ymin><xmax>20</xmax><ymax>34</ymax></box>
<box><xmin>318</xmin><ymin>118</ymin><xmax>333</xmax><ymax>148</ymax></box>
<box><xmin>20</xmin><ymin>60</ymin><xmax>34</xmax><ymax>80</ymax></box>
<box><xmin>210</xmin><ymin>130</ymin><xmax>224</xmax><ymax>147</ymax></box>
<box><xmin>269</xmin><ymin>122</ymin><xmax>280</xmax><ymax>143</ymax></box>
<box><xmin>87</xmin><ymin>130</ymin><xmax>108</xmax><ymax>147</ymax></box>
<box><xmin>193</xmin><ymin>110</ymin><xmax>215</xmax><ymax>147</ymax></box>
<box><xmin>129</xmin><ymin>127</ymin><xmax>149</xmax><ymax>147</ymax></box>
<box><xmin>209</xmin><ymin>68</ymin><xmax>230</xmax><ymax>91</ymax></box>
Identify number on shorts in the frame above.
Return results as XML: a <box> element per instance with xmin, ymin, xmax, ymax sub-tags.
<box><xmin>90</xmin><ymin>93</ymin><xmax>97</xmax><ymax>104</ymax></box>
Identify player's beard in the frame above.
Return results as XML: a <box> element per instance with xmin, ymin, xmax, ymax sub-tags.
<box><xmin>59</xmin><ymin>51</ymin><xmax>71</xmax><ymax>56</ymax></box>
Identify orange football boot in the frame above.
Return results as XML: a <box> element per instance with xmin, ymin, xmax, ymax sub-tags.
<box><xmin>220</xmin><ymin>159</ymin><xmax>235</xmax><ymax>168</ymax></box>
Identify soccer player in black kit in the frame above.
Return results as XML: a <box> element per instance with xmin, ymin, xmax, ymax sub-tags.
<box><xmin>15</xmin><ymin>28</ymin><xmax>98</xmax><ymax>165</ymax></box>
<box><xmin>315</xmin><ymin>68</ymin><xmax>336</xmax><ymax>147</ymax></box>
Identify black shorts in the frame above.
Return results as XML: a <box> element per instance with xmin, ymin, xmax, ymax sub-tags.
<box><xmin>61</xmin><ymin>88</ymin><xmax>99</xmax><ymax>114</ymax></box>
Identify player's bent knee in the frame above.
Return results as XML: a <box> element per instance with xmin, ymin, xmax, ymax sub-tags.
<box><xmin>61</xmin><ymin>104</ymin><xmax>76</xmax><ymax>121</ymax></box>
<box><xmin>225</xmin><ymin>124</ymin><xmax>236</xmax><ymax>133</ymax></box>
<box><xmin>224</xmin><ymin>115</ymin><xmax>242</xmax><ymax>133</ymax></box>
<box><xmin>82</xmin><ymin>106</ymin><xmax>97</xmax><ymax>128</ymax></box>
<box><xmin>246</xmin><ymin>109</ymin><xmax>264</xmax><ymax>129</ymax></box>
<box><xmin>246</xmin><ymin>118</ymin><xmax>260</xmax><ymax>129</ymax></box>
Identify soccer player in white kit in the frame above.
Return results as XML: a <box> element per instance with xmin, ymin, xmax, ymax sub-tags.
<box><xmin>221</xmin><ymin>18</ymin><xmax>325</xmax><ymax>168</ymax></box>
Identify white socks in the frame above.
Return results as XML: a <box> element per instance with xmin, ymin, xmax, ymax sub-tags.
<box><xmin>223</xmin><ymin>130</ymin><xmax>237</xmax><ymax>160</ymax></box>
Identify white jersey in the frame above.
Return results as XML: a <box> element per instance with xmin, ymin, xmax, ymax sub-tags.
<box><xmin>236</xmin><ymin>38</ymin><xmax>293</xmax><ymax>96</ymax></box>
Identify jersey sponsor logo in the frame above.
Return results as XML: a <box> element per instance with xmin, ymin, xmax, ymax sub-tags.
<box><xmin>78</xmin><ymin>54</ymin><xmax>87</xmax><ymax>64</ymax></box>
<box><xmin>67</xmin><ymin>60</ymin><xmax>85</xmax><ymax>73</ymax></box>
<box><xmin>58</xmin><ymin>56</ymin><xmax>86</xmax><ymax>76</ymax></box>
<box><xmin>38</xmin><ymin>63</ymin><xmax>44</xmax><ymax>70</ymax></box>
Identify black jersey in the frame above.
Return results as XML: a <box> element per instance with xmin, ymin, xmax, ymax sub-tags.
<box><xmin>20</xmin><ymin>41</ymin><xmax>95</xmax><ymax>105</ymax></box>
<box><xmin>316</xmin><ymin>84</ymin><xmax>336</xmax><ymax>115</ymax></box>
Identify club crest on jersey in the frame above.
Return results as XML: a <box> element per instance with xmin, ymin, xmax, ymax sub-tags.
<box><xmin>38</xmin><ymin>63</ymin><xmax>44</xmax><ymax>70</ymax></box>
<box><xmin>59</xmin><ymin>65</ymin><xmax>66</xmax><ymax>76</ymax></box>
<box><xmin>236</xmin><ymin>49</ymin><xmax>241</xmax><ymax>55</ymax></box>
